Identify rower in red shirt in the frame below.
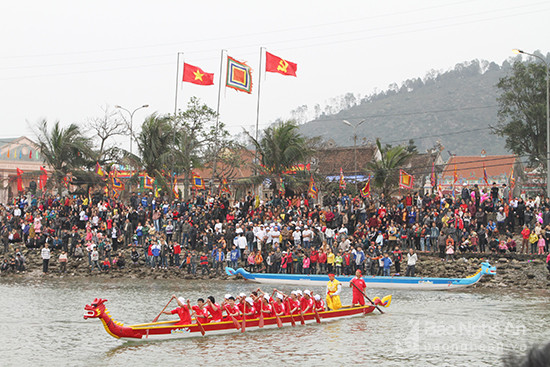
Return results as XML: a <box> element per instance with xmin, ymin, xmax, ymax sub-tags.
<box><xmin>349</xmin><ymin>269</ymin><xmax>367</xmax><ymax>306</ymax></box>
<box><xmin>242</xmin><ymin>297</ymin><xmax>257</xmax><ymax>319</ymax></box>
<box><xmin>237</xmin><ymin>292</ymin><xmax>247</xmax><ymax>314</ymax></box>
<box><xmin>162</xmin><ymin>296</ymin><xmax>192</xmax><ymax>325</ymax></box>
<box><xmin>205</xmin><ymin>296</ymin><xmax>223</xmax><ymax>323</ymax></box>
<box><xmin>223</xmin><ymin>296</ymin><xmax>242</xmax><ymax>321</ymax></box>
<box><xmin>287</xmin><ymin>292</ymin><xmax>302</xmax><ymax>315</ymax></box>
<box><xmin>251</xmin><ymin>291</ymin><xmax>263</xmax><ymax>313</ymax></box>
<box><xmin>272</xmin><ymin>293</ymin><xmax>285</xmax><ymax>317</ymax></box>
<box><xmin>258</xmin><ymin>294</ymin><xmax>274</xmax><ymax>317</ymax></box>
<box><xmin>301</xmin><ymin>290</ymin><xmax>314</xmax><ymax>313</ymax></box>
<box><xmin>313</xmin><ymin>294</ymin><xmax>325</xmax><ymax>312</ymax></box>
<box><xmin>191</xmin><ymin>298</ymin><xmax>210</xmax><ymax>324</ymax></box>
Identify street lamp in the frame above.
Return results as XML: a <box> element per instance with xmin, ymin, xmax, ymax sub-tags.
<box><xmin>342</xmin><ymin>119</ymin><xmax>366</xmax><ymax>192</ymax></box>
<box><xmin>115</xmin><ymin>104</ymin><xmax>149</xmax><ymax>154</ymax></box>
<box><xmin>513</xmin><ymin>49</ymin><xmax>550</xmax><ymax>196</ymax></box>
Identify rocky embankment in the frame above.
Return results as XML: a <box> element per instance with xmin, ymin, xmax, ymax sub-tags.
<box><xmin>414</xmin><ymin>254</ymin><xmax>550</xmax><ymax>290</ymax></box>
<box><xmin>0</xmin><ymin>248</ymin><xmax>230</xmax><ymax>281</ymax></box>
<box><xmin>1</xmin><ymin>248</ymin><xmax>549</xmax><ymax>290</ymax></box>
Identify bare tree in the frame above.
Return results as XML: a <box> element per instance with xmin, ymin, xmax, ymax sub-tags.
<box><xmin>89</xmin><ymin>105</ymin><xmax>126</xmax><ymax>160</ymax></box>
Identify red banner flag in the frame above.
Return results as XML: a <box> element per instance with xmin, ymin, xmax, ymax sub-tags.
<box><xmin>399</xmin><ymin>170</ymin><xmax>414</xmax><ymax>189</ymax></box>
<box><xmin>16</xmin><ymin>168</ymin><xmax>24</xmax><ymax>191</ymax></box>
<box><xmin>308</xmin><ymin>176</ymin><xmax>318</xmax><ymax>199</ymax></box>
<box><xmin>182</xmin><ymin>63</ymin><xmax>214</xmax><ymax>86</ymax></box>
<box><xmin>339</xmin><ymin>168</ymin><xmax>346</xmax><ymax>190</ymax></box>
<box><xmin>265</xmin><ymin>52</ymin><xmax>297</xmax><ymax>77</ymax></box>
<box><xmin>361</xmin><ymin>177</ymin><xmax>371</xmax><ymax>197</ymax></box>
<box><xmin>39</xmin><ymin>166</ymin><xmax>48</xmax><ymax>190</ymax></box>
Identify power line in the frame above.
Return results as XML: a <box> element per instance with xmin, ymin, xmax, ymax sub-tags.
<box><xmin>0</xmin><ymin>0</ymin><xmax>481</xmax><ymax>60</ymax></box>
<box><xmin>1</xmin><ymin>2</ymin><xmax>548</xmax><ymax>80</ymax></box>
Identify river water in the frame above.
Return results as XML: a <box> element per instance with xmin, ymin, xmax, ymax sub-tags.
<box><xmin>1</xmin><ymin>277</ymin><xmax>549</xmax><ymax>367</ymax></box>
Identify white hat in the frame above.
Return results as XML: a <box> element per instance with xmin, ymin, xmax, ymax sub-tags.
<box><xmin>304</xmin><ymin>290</ymin><xmax>311</xmax><ymax>296</ymax></box>
<box><xmin>304</xmin><ymin>225</ymin><xmax>308</xmax><ymax>228</ymax></box>
<box><xmin>276</xmin><ymin>293</ymin><xmax>284</xmax><ymax>300</ymax></box>
<box><xmin>245</xmin><ymin>297</ymin><xmax>254</xmax><ymax>305</ymax></box>
<box><xmin>263</xmin><ymin>294</ymin><xmax>270</xmax><ymax>301</ymax></box>
<box><xmin>296</xmin><ymin>290</ymin><xmax>303</xmax><ymax>295</ymax></box>
<box><xmin>291</xmin><ymin>291</ymin><xmax>297</xmax><ymax>295</ymax></box>
<box><xmin>239</xmin><ymin>292</ymin><xmax>246</xmax><ymax>298</ymax></box>
<box><xmin>314</xmin><ymin>295</ymin><xmax>321</xmax><ymax>301</ymax></box>
<box><xmin>178</xmin><ymin>297</ymin><xmax>186</xmax><ymax>304</ymax></box>
<box><xmin>224</xmin><ymin>294</ymin><xmax>232</xmax><ymax>299</ymax></box>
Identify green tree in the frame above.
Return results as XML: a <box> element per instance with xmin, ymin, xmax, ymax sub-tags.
<box><xmin>34</xmin><ymin>120</ymin><xmax>92</xmax><ymax>192</ymax></box>
<box><xmin>248</xmin><ymin>120</ymin><xmax>313</xmax><ymax>192</ymax></box>
<box><xmin>366</xmin><ymin>138</ymin><xmax>413</xmax><ymax>196</ymax></box>
<box><xmin>125</xmin><ymin>113</ymin><xmax>174</xmax><ymax>191</ymax></box>
<box><xmin>172</xmin><ymin>97</ymin><xmax>220</xmax><ymax>200</ymax></box>
<box><xmin>492</xmin><ymin>57</ymin><xmax>549</xmax><ymax>166</ymax></box>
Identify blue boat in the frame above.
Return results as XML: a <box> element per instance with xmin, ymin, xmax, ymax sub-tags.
<box><xmin>225</xmin><ymin>262</ymin><xmax>496</xmax><ymax>290</ymax></box>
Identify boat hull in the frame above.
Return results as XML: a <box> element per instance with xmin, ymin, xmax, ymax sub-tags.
<box><xmin>121</xmin><ymin>306</ymin><xmax>373</xmax><ymax>341</ymax></box>
<box><xmin>225</xmin><ymin>264</ymin><xmax>496</xmax><ymax>290</ymax></box>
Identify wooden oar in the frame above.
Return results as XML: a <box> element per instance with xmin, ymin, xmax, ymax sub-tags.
<box><xmin>312</xmin><ymin>304</ymin><xmax>321</xmax><ymax>324</ymax></box>
<box><xmin>223</xmin><ymin>305</ymin><xmax>241</xmax><ymax>329</ymax></box>
<box><xmin>241</xmin><ymin>302</ymin><xmax>246</xmax><ymax>333</ymax></box>
<box><xmin>286</xmin><ymin>299</ymin><xmax>296</xmax><ymax>327</ymax></box>
<box><xmin>191</xmin><ymin>311</ymin><xmax>206</xmax><ymax>336</ymax></box>
<box><xmin>259</xmin><ymin>302</ymin><xmax>265</xmax><ymax>328</ymax></box>
<box><xmin>299</xmin><ymin>310</ymin><xmax>305</xmax><ymax>325</ymax></box>
<box><xmin>270</xmin><ymin>301</ymin><xmax>283</xmax><ymax>328</ymax></box>
<box><xmin>152</xmin><ymin>296</ymin><xmax>175</xmax><ymax>322</ymax></box>
<box><xmin>351</xmin><ymin>282</ymin><xmax>384</xmax><ymax>314</ymax></box>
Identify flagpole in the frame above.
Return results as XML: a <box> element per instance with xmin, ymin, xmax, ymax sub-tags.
<box><xmin>253</xmin><ymin>47</ymin><xmax>265</xmax><ymax>196</ymax></box>
<box><xmin>174</xmin><ymin>52</ymin><xmax>183</xmax><ymax>115</ymax></box>
<box><xmin>211</xmin><ymin>49</ymin><xmax>226</xmax><ymax>191</ymax></box>
<box><xmin>171</xmin><ymin>52</ymin><xmax>183</xmax><ymax>200</ymax></box>
<box><xmin>255</xmin><ymin>47</ymin><xmax>265</xmax><ymax>144</ymax></box>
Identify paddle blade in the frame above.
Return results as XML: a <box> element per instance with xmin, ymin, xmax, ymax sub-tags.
<box><xmin>259</xmin><ymin>312</ymin><xmax>264</xmax><ymax>328</ymax></box>
<box><xmin>381</xmin><ymin>295</ymin><xmax>392</xmax><ymax>307</ymax></box>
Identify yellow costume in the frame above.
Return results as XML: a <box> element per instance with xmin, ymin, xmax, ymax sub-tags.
<box><xmin>326</xmin><ymin>279</ymin><xmax>342</xmax><ymax>310</ymax></box>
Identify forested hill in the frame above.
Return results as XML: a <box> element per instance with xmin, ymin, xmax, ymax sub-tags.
<box><xmin>298</xmin><ymin>59</ymin><xmax>512</xmax><ymax>156</ymax></box>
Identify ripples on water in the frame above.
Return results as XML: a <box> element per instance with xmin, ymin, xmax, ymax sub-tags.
<box><xmin>1</xmin><ymin>277</ymin><xmax>549</xmax><ymax>367</ymax></box>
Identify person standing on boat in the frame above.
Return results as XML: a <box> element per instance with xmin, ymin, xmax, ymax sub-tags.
<box><xmin>326</xmin><ymin>273</ymin><xmax>342</xmax><ymax>310</ymax></box>
<box><xmin>162</xmin><ymin>296</ymin><xmax>192</xmax><ymax>325</ymax></box>
<box><xmin>349</xmin><ymin>269</ymin><xmax>367</xmax><ymax>306</ymax></box>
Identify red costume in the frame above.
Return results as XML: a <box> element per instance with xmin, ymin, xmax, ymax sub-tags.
<box><xmin>350</xmin><ymin>276</ymin><xmax>367</xmax><ymax>305</ymax></box>
<box><xmin>223</xmin><ymin>304</ymin><xmax>242</xmax><ymax>321</ymax></box>
<box><xmin>314</xmin><ymin>298</ymin><xmax>325</xmax><ymax>311</ymax></box>
<box><xmin>259</xmin><ymin>302</ymin><xmax>274</xmax><ymax>317</ymax></box>
<box><xmin>191</xmin><ymin>305</ymin><xmax>210</xmax><ymax>323</ymax></box>
<box><xmin>301</xmin><ymin>298</ymin><xmax>314</xmax><ymax>313</ymax></box>
<box><xmin>273</xmin><ymin>301</ymin><xmax>285</xmax><ymax>316</ymax></box>
<box><xmin>205</xmin><ymin>303</ymin><xmax>223</xmax><ymax>322</ymax></box>
<box><xmin>170</xmin><ymin>306</ymin><xmax>191</xmax><ymax>325</ymax></box>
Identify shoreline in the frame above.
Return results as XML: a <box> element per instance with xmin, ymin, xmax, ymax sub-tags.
<box><xmin>2</xmin><ymin>249</ymin><xmax>549</xmax><ymax>291</ymax></box>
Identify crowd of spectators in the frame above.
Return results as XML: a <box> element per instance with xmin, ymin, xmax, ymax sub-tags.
<box><xmin>1</xmin><ymin>181</ymin><xmax>550</xmax><ymax>276</ymax></box>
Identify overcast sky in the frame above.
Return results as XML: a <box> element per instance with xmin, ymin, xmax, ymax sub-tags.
<box><xmin>1</xmin><ymin>0</ymin><xmax>548</xmax><ymax>150</ymax></box>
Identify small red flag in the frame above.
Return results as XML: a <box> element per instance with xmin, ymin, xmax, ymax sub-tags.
<box><xmin>265</xmin><ymin>52</ymin><xmax>297</xmax><ymax>77</ymax></box>
<box><xmin>182</xmin><ymin>63</ymin><xmax>214</xmax><ymax>85</ymax></box>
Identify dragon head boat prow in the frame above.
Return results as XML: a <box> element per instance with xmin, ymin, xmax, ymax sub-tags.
<box><xmin>84</xmin><ymin>298</ymin><xmax>108</xmax><ymax>319</ymax></box>
<box><xmin>480</xmin><ymin>262</ymin><xmax>497</xmax><ymax>276</ymax></box>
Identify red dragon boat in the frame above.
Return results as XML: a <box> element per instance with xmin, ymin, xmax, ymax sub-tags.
<box><xmin>84</xmin><ymin>296</ymin><xmax>391</xmax><ymax>341</ymax></box>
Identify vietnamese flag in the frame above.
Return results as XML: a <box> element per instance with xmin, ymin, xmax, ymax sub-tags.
<box><xmin>182</xmin><ymin>63</ymin><xmax>214</xmax><ymax>85</ymax></box>
<box><xmin>265</xmin><ymin>52</ymin><xmax>297</xmax><ymax>77</ymax></box>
